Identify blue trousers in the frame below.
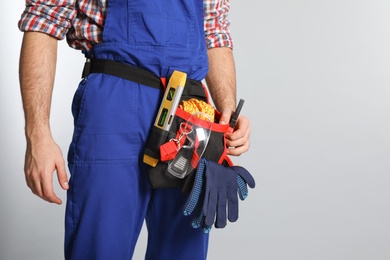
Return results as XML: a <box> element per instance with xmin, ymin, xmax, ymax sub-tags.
<box><xmin>65</xmin><ymin>73</ymin><xmax>209</xmax><ymax>259</ymax></box>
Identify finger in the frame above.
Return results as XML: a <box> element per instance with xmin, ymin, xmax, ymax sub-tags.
<box><xmin>27</xmin><ymin>174</ymin><xmax>43</xmax><ymax>198</ymax></box>
<box><xmin>183</xmin><ymin>159</ymin><xmax>206</xmax><ymax>216</ymax></box>
<box><xmin>56</xmin><ymin>158</ymin><xmax>69</xmax><ymax>190</ymax></box>
<box><xmin>28</xmin><ymin>170</ymin><xmax>62</xmax><ymax>204</ymax></box>
<box><xmin>234</xmin><ymin>167</ymin><xmax>256</xmax><ymax>189</ymax></box>
<box><xmin>202</xmin><ymin>190</ymin><xmax>210</xmax><ymax>216</ymax></box>
<box><xmin>226</xmin><ymin>131</ymin><xmax>250</xmax><ymax>148</ymax></box>
<box><xmin>226</xmin><ymin>128</ymin><xmax>250</xmax><ymax>156</ymax></box>
<box><xmin>204</xmin><ymin>191</ymin><xmax>218</xmax><ymax>226</ymax></box>
<box><xmin>216</xmin><ymin>192</ymin><xmax>227</xmax><ymax>228</ymax></box>
<box><xmin>203</xmin><ymin>225</ymin><xmax>212</xmax><ymax>234</ymax></box>
<box><xmin>227</xmin><ymin>141</ymin><xmax>250</xmax><ymax>156</ymax></box>
<box><xmin>226</xmin><ymin>120</ymin><xmax>250</xmax><ymax>139</ymax></box>
<box><xmin>237</xmin><ymin>175</ymin><xmax>249</xmax><ymax>200</ymax></box>
<box><xmin>218</xmin><ymin>109</ymin><xmax>233</xmax><ymax>125</ymax></box>
<box><xmin>42</xmin><ymin>189</ymin><xmax>62</xmax><ymax>204</ymax></box>
<box><xmin>191</xmin><ymin>203</ymin><xmax>204</xmax><ymax>228</ymax></box>
<box><xmin>41</xmin><ymin>171</ymin><xmax>62</xmax><ymax>204</ymax></box>
<box><xmin>226</xmin><ymin>126</ymin><xmax>250</xmax><ymax>141</ymax></box>
<box><xmin>227</xmin><ymin>190</ymin><xmax>239</xmax><ymax>223</ymax></box>
<box><xmin>226</xmin><ymin>126</ymin><xmax>250</xmax><ymax>156</ymax></box>
<box><xmin>226</xmin><ymin>115</ymin><xmax>250</xmax><ymax>138</ymax></box>
<box><xmin>24</xmin><ymin>166</ymin><xmax>44</xmax><ymax>197</ymax></box>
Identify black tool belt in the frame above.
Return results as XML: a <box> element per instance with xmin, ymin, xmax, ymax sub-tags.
<box><xmin>81</xmin><ymin>59</ymin><xmax>207</xmax><ymax>101</ymax></box>
<box><xmin>80</xmin><ymin>59</ymin><xmax>232</xmax><ymax>194</ymax></box>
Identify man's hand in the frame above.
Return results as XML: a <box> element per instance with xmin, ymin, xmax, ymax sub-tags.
<box><xmin>25</xmin><ymin>136</ymin><xmax>68</xmax><ymax>204</ymax></box>
<box><xmin>219</xmin><ymin>110</ymin><xmax>251</xmax><ymax>156</ymax></box>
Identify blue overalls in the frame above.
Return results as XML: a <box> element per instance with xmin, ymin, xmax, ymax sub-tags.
<box><xmin>65</xmin><ymin>0</ymin><xmax>209</xmax><ymax>259</ymax></box>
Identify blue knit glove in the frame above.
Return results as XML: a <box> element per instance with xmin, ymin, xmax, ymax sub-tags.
<box><xmin>203</xmin><ymin>161</ymin><xmax>255</xmax><ymax>228</ymax></box>
<box><xmin>183</xmin><ymin>158</ymin><xmax>212</xmax><ymax>233</ymax></box>
<box><xmin>183</xmin><ymin>159</ymin><xmax>255</xmax><ymax>230</ymax></box>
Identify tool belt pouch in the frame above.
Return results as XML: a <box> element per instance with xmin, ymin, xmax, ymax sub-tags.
<box><xmin>144</xmin><ymin>88</ymin><xmax>232</xmax><ymax>194</ymax></box>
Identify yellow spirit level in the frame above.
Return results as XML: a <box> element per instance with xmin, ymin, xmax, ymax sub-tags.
<box><xmin>143</xmin><ymin>70</ymin><xmax>187</xmax><ymax>167</ymax></box>
<box><xmin>154</xmin><ymin>71</ymin><xmax>187</xmax><ymax>130</ymax></box>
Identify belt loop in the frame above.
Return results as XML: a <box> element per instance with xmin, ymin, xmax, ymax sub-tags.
<box><xmin>81</xmin><ymin>58</ymin><xmax>91</xmax><ymax>78</ymax></box>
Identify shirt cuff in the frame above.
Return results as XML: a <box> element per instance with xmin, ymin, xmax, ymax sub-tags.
<box><xmin>18</xmin><ymin>4</ymin><xmax>75</xmax><ymax>40</ymax></box>
<box><xmin>205</xmin><ymin>29</ymin><xmax>233</xmax><ymax>50</ymax></box>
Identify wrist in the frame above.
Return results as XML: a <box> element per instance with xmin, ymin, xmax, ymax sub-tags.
<box><xmin>25</xmin><ymin>124</ymin><xmax>52</xmax><ymax>143</ymax></box>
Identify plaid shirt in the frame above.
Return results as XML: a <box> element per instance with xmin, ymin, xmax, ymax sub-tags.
<box><xmin>18</xmin><ymin>0</ymin><xmax>233</xmax><ymax>51</ymax></box>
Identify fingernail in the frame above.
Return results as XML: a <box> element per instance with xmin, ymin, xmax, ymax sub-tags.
<box><xmin>64</xmin><ymin>182</ymin><xmax>69</xmax><ymax>189</ymax></box>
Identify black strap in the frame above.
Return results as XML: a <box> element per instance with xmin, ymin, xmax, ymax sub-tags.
<box><xmin>82</xmin><ymin>59</ymin><xmax>207</xmax><ymax>100</ymax></box>
<box><xmin>83</xmin><ymin>59</ymin><xmax>162</xmax><ymax>89</ymax></box>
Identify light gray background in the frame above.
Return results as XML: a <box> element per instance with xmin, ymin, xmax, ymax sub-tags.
<box><xmin>1</xmin><ymin>1</ymin><xmax>389</xmax><ymax>259</ymax></box>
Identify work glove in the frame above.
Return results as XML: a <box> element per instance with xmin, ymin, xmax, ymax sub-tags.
<box><xmin>183</xmin><ymin>158</ymin><xmax>255</xmax><ymax>231</ymax></box>
<box><xmin>203</xmin><ymin>160</ymin><xmax>256</xmax><ymax>228</ymax></box>
<box><xmin>183</xmin><ymin>158</ymin><xmax>212</xmax><ymax>233</ymax></box>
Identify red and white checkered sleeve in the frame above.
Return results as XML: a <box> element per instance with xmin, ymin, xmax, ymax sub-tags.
<box><xmin>204</xmin><ymin>0</ymin><xmax>233</xmax><ymax>49</ymax></box>
<box><xmin>18</xmin><ymin>0</ymin><xmax>77</xmax><ymax>40</ymax></box>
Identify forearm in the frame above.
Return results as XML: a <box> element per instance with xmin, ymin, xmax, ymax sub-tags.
<box><xmin>19</xmin><ymin>32</ymin><xmax>58</xmax><ymax>140</ymax></box>
<box><xmin>206</xmin><ymin>47</ymin><xmax>250</xmax><ymax>155</ymax></box>
<box><xmin>19</xmin><ymin>32</ymin><xmax>68</xmax><ymax>204</ymax></box>
<box><xmin>205</xmin><ymin>47</ymin><xmax>236</xmax><ymax>114</ymax></box>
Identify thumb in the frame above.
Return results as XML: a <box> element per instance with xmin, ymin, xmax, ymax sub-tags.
<box><xmin>219</xmin><ymin>109</ymin><xmax>232</xmax><ymax>125</ymax></box>
<box><xmin>56</xmin><ymin>159</ymin><xmax>69</xmax><ymax>190</ymax></box>
<box><xmin>234</xmin><ymin>166</ymin><xmax>255</xmax><ymax>189</ymax></box>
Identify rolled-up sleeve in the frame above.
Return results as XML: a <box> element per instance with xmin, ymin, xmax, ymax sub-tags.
<box><xmin>18</xmin><ymin>0</ymin><xmax>77</xmax><ymax>40</ymax></box>
<box><xmin>204</xmin><ymin>0</ymin><xmax>233</xmax><ymax>49</ymax></box>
